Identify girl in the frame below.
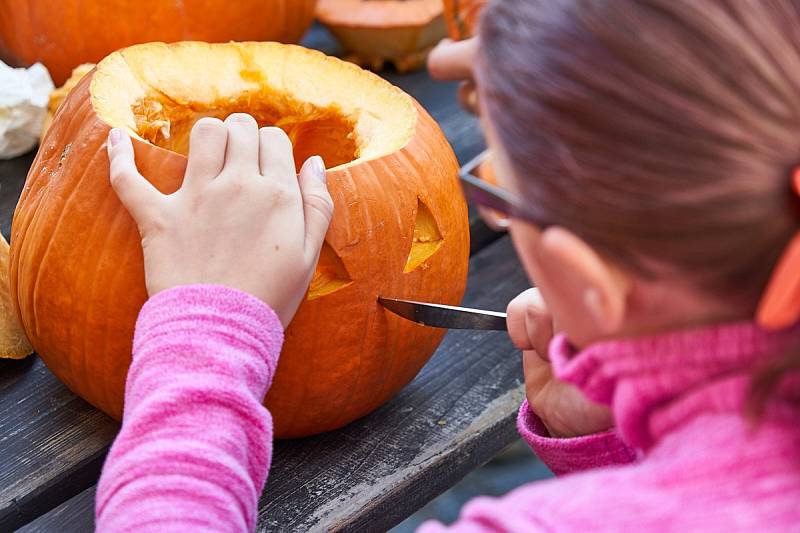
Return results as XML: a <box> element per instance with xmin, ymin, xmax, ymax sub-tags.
<box><xmin>97</xmin><ymin>0</ymin><xmax>800</xmax><ymax>531</ymax></box>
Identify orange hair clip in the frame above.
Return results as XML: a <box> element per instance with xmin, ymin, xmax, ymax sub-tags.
<box><xmin>756</xmin><ymin>169</ymin><xmax>800</xmax><ymax>330</ymax></box>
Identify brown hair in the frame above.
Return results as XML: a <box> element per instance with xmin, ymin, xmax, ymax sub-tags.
<box><xmin>477</xmin><ymin>0</ymin><xmax>800</xmax><ymax>412</ymax></box>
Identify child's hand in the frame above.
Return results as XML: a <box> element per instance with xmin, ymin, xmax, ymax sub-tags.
<box><xmin>107</xmin><ymin>114</ymin><xmax>333</xmax><ymax>328</ymax></box>
<box><xmin>429</xmin><ymin>39</ymin><xmax>508</xmax><ymax>233</ymax></box>
<box><xmin>507</xmin><ymin>289</ymin><xmax>614</xmax><ymax>438</ymax></box>
<box><xmin>428</xmin><ymin>38</ymin><xmax>480</xmax><ymax>115</ymax></box>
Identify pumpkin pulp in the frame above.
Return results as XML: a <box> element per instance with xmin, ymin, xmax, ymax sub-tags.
<box><xmin>132</xmin><ymin>90</ymin><xmax>359</xmax><ymax>170</ymax></box>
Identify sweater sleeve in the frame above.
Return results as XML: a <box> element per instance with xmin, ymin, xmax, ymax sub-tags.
<box><xmin>416</xmin><ymin>402</ymin><xmax>638</xmax><ymax>532</ymax></box>
<box><xmin>95</xmin><ymin>285</ymin><xmax>284</xmax><ymax>533</ymax></box>
<box><xmin>517</xmin><ymin>400</ymin><xmax>637</xmax><ymax>476</ymax></box>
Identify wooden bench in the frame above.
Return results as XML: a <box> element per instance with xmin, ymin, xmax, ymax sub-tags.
<box><xmin>0</xmin><ymin>25</ymin><xmax>532</xmax><ymax>532</ymax></box>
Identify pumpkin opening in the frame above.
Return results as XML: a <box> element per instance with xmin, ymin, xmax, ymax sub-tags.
<box><xmin>90</xmin><ymin>42</ymin><xmax>417</xmax><ymax>169</ymax></box>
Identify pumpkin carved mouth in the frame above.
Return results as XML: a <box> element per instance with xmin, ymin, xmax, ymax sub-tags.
<box><xmin>90</xmin><ymin>41</ymin><xmax>416</xmax><ymax>169</ymax></box>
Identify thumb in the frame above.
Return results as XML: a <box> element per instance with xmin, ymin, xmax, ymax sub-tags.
<box><xmin>507</xmin><ymin>288</ymin><xmax>552</xmax><ymax>357</ymax></box>
<box><xmin>298</xmin><ymin>156</ymin><xmax>334</xmax><ymax>262</ymax></box>
<box><xmin>427</xmin><ymin>38</ymin><xmax>478</xmax><ymax>81</ymax></box>
<box><xmin>107</xmin><ymin>128</ymin><xmax>163</xmax><ymax>226</ymax></box>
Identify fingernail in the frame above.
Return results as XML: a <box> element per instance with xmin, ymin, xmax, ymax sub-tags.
<box><xmin>108</xmin><ymin>128</ymin><xmax>123</xmax><ymax>147</ymax></box>
<box><xmin>311</xmin><ymin>156</ymin><xmax>327</xmax><ymax>183</ymax></box>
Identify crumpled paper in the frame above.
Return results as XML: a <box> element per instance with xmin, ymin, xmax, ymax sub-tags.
<box><xmin>0</xmin><ymin>60</ymin><xmax>54</xmax><ymax>159</ymax></box>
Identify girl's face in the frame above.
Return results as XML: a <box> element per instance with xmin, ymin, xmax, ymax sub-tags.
<box><xmin>481</xmin><ymin>116</ymin><xmax>630</xmax><ymax>348</ymax></box>
<box><xmin>481</xmin><ymin>111</ymin><xmax>747</xmax><ymax>347</ymax></box>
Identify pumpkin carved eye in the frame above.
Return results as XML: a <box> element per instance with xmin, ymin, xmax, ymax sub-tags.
<box><xmin>405</xmin><ymin>199</ymin><xmax>443</xmax><ymax>273</ymax></box>
<box><xmin>308</xmin><ymin>242</ymin><xmax>353</xmax><ymax>300</ymax></box>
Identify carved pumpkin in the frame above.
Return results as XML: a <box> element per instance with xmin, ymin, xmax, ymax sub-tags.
<box><xmin>11</xmin><ymin>42</ymin><xmax>469</xmax><ymax>438</ymax></box>
<box><xmin>0</xmin><ymin>0</ymin><xmax>317</xmax><ymax>85</ymax></box>
<box><xmin>316</xmin><ymin>0</ymin><xmax>446</xmax><ymax>72</ymax></box>
<box><xmin>443</xmin><ymin>0</ymin><xmax>487</xmax><ymax>40</ymax></box>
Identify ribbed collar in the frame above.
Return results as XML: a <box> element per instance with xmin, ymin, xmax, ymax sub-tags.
<box><xmin>549</xmin><ymin>322</ymin><xmax>800</xmax><ymax>450</ymax></box>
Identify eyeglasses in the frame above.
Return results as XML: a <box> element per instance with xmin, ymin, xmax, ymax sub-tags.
<box><xmin>459</xmin><ymin>150</ymin><xmax>552</xmax><ymax>228</ymax></box>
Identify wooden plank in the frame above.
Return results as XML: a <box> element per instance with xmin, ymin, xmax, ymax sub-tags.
<box><xmin>20</xmin><ymin>236</ymin><xmax>528</xmax><ymax>533</ymax></box>
<box><xmin>18</xmin><ymin>488</ymin><xmax>96</xmax><ymax>533</ymax></box>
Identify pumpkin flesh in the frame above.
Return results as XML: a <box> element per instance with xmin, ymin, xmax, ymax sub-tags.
<box><xmin>12</xmin><ymin>42</ymin><xmax>469</xmax><ymax>438</ymax></box>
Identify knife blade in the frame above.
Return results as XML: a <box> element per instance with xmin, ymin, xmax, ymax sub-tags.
<box><xmin>378</xmin><ymin>297</ymin><xmax>508</xmax><ymax>331</ymax></box>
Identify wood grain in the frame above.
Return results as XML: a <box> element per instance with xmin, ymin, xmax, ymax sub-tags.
<box><xmin>19</xmin><ymin>236</ymin><xmax>529</xmax><ymax>533</ymax></box>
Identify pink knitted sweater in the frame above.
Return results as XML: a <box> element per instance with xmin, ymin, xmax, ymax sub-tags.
<box><xmin>96</xmin><ymin>285</ymin><xmax>800</xmax><ymax>531</ymax></box>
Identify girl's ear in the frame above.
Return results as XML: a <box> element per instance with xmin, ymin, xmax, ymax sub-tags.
<box><xmin>531</xmin><ymin>226</ymin><xmax>629</xmax><ymax>346</ymax></box>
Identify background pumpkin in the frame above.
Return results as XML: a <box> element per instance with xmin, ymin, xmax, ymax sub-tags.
<box><xmin>40</xmin><ymin>63</ymin><xmax>95</xmax><ymax>142</ymax></box>
<box><xmin>442</xmin><ymin>0</ymin><xmax>487</xmax><ymax>40</ymax></box>
<box><xmin>0</xmin><ymin>234</ymin><xmax>33</xmax><ymax>359</ymax></box>
<box><xmin>11</xmin><ymin>41</ymin><xmax>469</xmax><ymax>438</ymax></box>
<box><xmin>316</xmin><ymin>0</ymin><xmax>446</xmax><ymax>72</ymax></box>
<box><xmin>0</xmin><ymin>0</ymin><xmax>317</xmax><ymax>85</ymax></box>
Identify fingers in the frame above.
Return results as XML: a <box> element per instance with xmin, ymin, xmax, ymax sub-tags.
<box><xmin>457</xmin><ymin>80</ymin><xmax>480</xmax><ymax>115</ymax></box>
<box><xmin>298</xmin><ymin>156</ymin><xmax>334</xmax><ymax>261</ymax></box>
<box><xmin>107</xmin><ymin>129</ymin><xmax>163</xmax><ymax>225</ymax></box>
<box><xmin>427</xmin><ymin>38</ymin><xmax>478</xmax><ymax>81</ymax></box>
<box><xmin>477</xmin><ymin>206</ymin><xmax>510</xmax><ymax>232</ymax></box>
<box><xmin>183</xmin><ymin>118</ymin><xmax>228</xmax><ymax>190</ymax></box>
<box><xmin>259</xmin><ymin>127</ymin><xmax>297</xmax><ymax>188</ymax></box>
<box><xmin>223</xmin><ymin>113</ymin><xmax>260</xmax><ymax>175</ymax></box>
<box><xmin>507</xmin><ymin>288</ymin><xmax>553</xmax><ymax>358</ymax></box>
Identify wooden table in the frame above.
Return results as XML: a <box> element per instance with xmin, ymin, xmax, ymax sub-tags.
<box><xmin>0</xmin><ymin>26</ymin><xmax>531</xmax><ymax>532</ymax></box>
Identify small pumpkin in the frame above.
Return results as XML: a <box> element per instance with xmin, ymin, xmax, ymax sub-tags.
<box><xmin>316</xmin><ymin>0</ymin><xmax>446</xmax><ymax>72</ymax></box>
<box><xmin>11</xmin><ymin>41</ymin><xmax>469</xmax><ymax>438</ymax></box>
<box><xmin>0</xmin><ymin>0</ymin><xmax>317</xmax><ymax>85</ymax></box>
<box><xmin>0</xmin><ymin>234</ymin><xmax>33</xmax><ymax>359</ymax></box>
<box><xmin>443</xmin><ymin>0</ymin><xmax>487</xmax><ymax>40</ymax></box>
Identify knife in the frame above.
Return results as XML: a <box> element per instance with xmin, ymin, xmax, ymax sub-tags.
<box><xmin>378</xmin><ymin>297</ymin><xmax>508</xmax><ymax>331</ymax></box>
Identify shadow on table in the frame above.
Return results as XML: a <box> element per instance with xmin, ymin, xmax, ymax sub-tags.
<box><xmin>392</xmin><ymin>440</ymin><xmax>554</xmax><ymax>531</ymax></box>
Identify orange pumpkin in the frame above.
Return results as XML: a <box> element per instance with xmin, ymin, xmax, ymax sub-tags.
<box><xmin>0</xmin><ymin>0</ymin><xmax>317</xmax><ymax>85</ymax></box>
<box><xmin>316</xmin><ymin>0</ymin><xmax>446</xmax><ymax>72</ymax></box>
<box><xmin>443</xmin><ymin>0</ymin><xmax>486</xmax><ymax>40</ymax></box>
<box><xmin>11</xmin><ymin>42</ymin><xmax>469</xmax><ymax>438</ymax></box>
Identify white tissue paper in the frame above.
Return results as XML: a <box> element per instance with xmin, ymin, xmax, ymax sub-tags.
<box><xmin>0</xmin><ymin>61</ymin><xmax>54</xmax><ymax>159</ymax></box>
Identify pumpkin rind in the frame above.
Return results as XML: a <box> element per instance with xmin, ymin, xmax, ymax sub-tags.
<box><xmin>11</xmin><ymin>42</ymin><xmax>469</xmax><ymax>438</ymax></box>
<box><xmin>316</xmin><ymin>0</ymin><xmax>446</xmax><ymax>72</ymax></box>
<box><xmin>0</xmin><ymin>0</ymin><xmax>317</xmax><ymax>85</ymax></box>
